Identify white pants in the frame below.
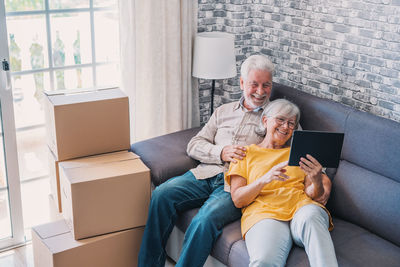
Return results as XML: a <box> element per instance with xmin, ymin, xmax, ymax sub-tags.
<box><xmin>245</xmin><ymin>204</ymin><xmax>338</xmax><ymax>267</ymax></box>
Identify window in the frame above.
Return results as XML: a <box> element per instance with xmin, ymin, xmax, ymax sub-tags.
<box><xmin>6</xmin><ymin>0</ymin><xmax>119</xmax><ymax>94</ymax></box>
<box><xmin>2</xmin><ymin>0</ymin><xmax>120</xmax><ymax>239</ymax></box>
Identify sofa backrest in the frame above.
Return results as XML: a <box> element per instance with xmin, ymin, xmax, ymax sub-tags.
<box><xmin>330</xmin><ymin>110</ymin><xmax>400</xmax><ymax>246</ymax></box>
<box><xmin>272</xmin><ymin>83</ymin><xmax>400</xmax><ymax>246</ymax></box>
<box><xmin>131</xmin><ymin>127</ymin><xmax>201</xmax><ymax>186</ymax></box>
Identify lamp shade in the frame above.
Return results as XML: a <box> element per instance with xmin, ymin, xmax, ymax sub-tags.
<box><xmin>192</xmin><ymin>32</ymin><xmax>236</xmax><ymax>80</ymax></box>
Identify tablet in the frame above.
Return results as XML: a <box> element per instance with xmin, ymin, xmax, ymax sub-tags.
<box><xmin>288</xmin><ymin>130</ymin><xmax>344</xmax><ymax>168</ymax></box>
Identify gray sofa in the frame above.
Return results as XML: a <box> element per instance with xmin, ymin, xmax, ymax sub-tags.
<box><xmin>131</xmin><ymin>83</ymin><xmax>400</xmax><ymax>266</ymax></box>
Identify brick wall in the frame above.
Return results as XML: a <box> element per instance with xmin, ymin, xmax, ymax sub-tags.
<box><xmin>197</xmin><ymin>0</ymin><xmax>400</xmax><ymax>125</ymax></box>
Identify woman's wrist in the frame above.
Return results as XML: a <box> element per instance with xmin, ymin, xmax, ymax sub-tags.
<box><xmin>256</xmin><ymin>177</ymin><xmax>268</xmax><ymax>188</ymax></box>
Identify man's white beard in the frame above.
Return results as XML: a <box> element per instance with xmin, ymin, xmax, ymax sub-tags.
<box><xmin>244</xmin><ymin>94</ymin><xmax>269</xmax><ymax>110</ymax></box>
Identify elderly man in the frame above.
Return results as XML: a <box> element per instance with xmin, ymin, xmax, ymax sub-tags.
<box><xmin>138</xmin><ymin>55</ymin><xmax>331</xmax><ymax>267</ymax></box>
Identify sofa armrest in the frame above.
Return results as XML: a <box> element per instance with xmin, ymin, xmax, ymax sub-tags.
<box><xmin>131</xmin><ymin>127</ymin><xmax>202</xmax><ymax>186</ymax></box>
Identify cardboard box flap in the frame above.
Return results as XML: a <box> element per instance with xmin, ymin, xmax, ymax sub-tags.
<box><xmin>46</xmin><ymin>88</ymin><xmax>126</xmax><ymax>106</ymax></box>
<box><xmin>44</xmin><ymin>232</ymin><xmax>82</xmax><ymax>253</ymax></box>
<box><xmin>44</xmin><ymin>86</ymin><xmax>116</xmax><ymax>97</ymax></box>
<box><xmin>64</xmin><ymin>159</ymin><xmax>149</xmax><ymax>184</ymax></box>
<box><xmin>32</xmin><ymin>220</ymin><xmax>70</xmax><ymax>239</ymax></box>
<box><xmin>44</xmin><ymin>233</ymin><xmax>105</xmax><ymax>254</ymax></box>
<box><xmin>35</xmin><ymin>221</ymin><xmax>126</xmax><ymax>253</ymax></box>
<box><xmin>60</xmin><ymin>151</ymin><xmax>139</xmax><ymax>169</ymax></box>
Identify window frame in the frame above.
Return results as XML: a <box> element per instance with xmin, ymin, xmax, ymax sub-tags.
<box><xmin>0</xmin><ymin>0</ymin><xmax>25</xmax><ymax>251</ymax></box>
<box><xmin>5</xmin><ymin>0</ymin><xmax>118</xmax><ymax>91</ymax></box>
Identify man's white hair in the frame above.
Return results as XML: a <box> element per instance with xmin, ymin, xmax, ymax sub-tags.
<box><xmin>240</xmin><ymin>54</ymin><xmax>275</xmax><ymax>80</ymax></box>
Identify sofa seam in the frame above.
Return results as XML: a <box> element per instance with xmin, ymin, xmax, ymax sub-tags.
<box><xmin>225</xmin><ymin>239</ymin><xmax>242</xmax><ymax>266</ymax></box>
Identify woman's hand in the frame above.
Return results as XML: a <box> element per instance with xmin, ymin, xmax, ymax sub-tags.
<box><xmin>300</xmin><ymin>154</ymin><xmax>324</xmax><ymax>199</ymax></box>
<box><xmin>299</xmin><ymin>154</ymin><xmax>323</xmax><ymax>183</ymax></box>
<box><xmin>259</xmin><ymin>161</ymin><xmax>290</xmax><ymax>185</ymax></box>
<box><xmin>230</xmin><ymin>161</ymin><xmax>289</xmax><ymax>208</ymax></box>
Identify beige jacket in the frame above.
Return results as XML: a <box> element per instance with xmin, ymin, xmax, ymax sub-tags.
<box><xmin>187</xmin><ymin>99</ymin><xmax>269</xmax><ymax>191</ymax></box>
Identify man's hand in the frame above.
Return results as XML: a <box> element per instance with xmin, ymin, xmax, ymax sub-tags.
<box><xmin>221</xmin><ymin>145</ymin><xmax>247</xmax><ymax>163</ymax></box>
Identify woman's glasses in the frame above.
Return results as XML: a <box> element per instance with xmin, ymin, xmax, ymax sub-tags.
<box><xmin>274</xmin><ymin>117</ymin><xmax>296</xmax><ymax>129</ymax></box>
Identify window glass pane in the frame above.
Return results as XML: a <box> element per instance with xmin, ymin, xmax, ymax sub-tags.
<box><xmin>16</xmin><ymin>128</ymin><xmax>48</xmax><ymax>182</ymax></box>
<box><xmin>21</xmin><ymin>176</ymin><xmax>54</xmax><ymax>241</ymax></box>
<box><xmin>20</xmin><ymin>175</ymin><xmax>54</xmax><ymax>241</ymax></box>
<box><xmin>57</xmin><ymin>67</ymin><xmax>93</xmax><ymax>90</ymax></box>
<box><xmin>94</xmin><ymin>10</ymin><xmax>119</xmax><ymax>62</ymax></box>
<box><xmin>5</xmin><ymin>0</ymin><xmax>44</xmax><ymax>12</ymax></box>
<box><xmin>50</xmin><ymin>13</ymin><xmax>92</xmax><ymax>70</ymax></box>
<box><xmin>96</xmin><ymin>64</ymin><xmax>119</xmax><ymax>88</ymax></box>
<box><xmin>49</xmin><ymin>0</ymin><xmax>89</xmax><ymax>10</ymax></box>
<box><xmin>94</xmin><ymin>0</ymin><xmax>117</xmax><ymax>8</ymax></box>
<box><xmin>12</xmin><ymin>72</ymin><xmax>50</xmax><ymax>129</ymax></box>
<box><xmin>6</xmin><ymin>15</ymin><xmax>49</xmax><ymax>72</ymax></box>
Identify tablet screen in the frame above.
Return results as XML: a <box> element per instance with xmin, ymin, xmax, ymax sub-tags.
<box><xmin>288</xmin><ymin>130</ymin><xmax>344</xmax><ymax>168</ymax></box>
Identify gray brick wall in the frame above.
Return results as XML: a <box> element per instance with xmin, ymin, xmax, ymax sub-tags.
<box><xmin>197</xmin><ymin>0</ymin><xmax>400</xmax><ymax>125</ymax></box>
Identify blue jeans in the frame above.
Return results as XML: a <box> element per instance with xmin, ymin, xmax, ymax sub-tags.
<box><xmin>138</xmin><ymin>171</ymin><xmax>241</xmax><ymax>267</ymax></box>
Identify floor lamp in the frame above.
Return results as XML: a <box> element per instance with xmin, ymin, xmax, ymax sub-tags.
<box><xmin>192</xmin><ymin>32</ymin><xmax>237</xmax><ymax>115</ymax></box>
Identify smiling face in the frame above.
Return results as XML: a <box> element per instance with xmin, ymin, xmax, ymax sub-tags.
<box><xmin>262</xmin><ymin>114</ymin><xmax>297</xmax><ymax>148</ymax></box>
<box><xmin>240</xmin><ymin>69</ymin><xmax>272</xmax><ymax>110</ymax></box>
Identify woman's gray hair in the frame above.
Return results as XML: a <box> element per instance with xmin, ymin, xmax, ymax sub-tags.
<box><xmin>240</xmin><ymin>55</ymin><xmax>275</xmax><ymax>80</ymax></box>
<box><xmin>255</xmin><ymin>98</ymin><xmax>301</xmax><ymax>136</ymax></box>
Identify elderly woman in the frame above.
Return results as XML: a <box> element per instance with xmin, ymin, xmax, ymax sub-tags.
<box><xmin>226</xmin><ymin>99</ymin><xmax>338</xmax><ymax>267</ymax></box>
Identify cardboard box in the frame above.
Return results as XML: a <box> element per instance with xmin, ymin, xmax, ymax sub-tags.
<box><xmin>48</xmin><ymin>146</ymin><xmax>62</xmax><ymax>212</ymax></box>
<box><xmin>44</xmin><ymin>87</ymin><xmax>130</xmax><ymax>161</ymax></box>
<box><xmin>32</xmin><ymin>220</ymin><xmax>144</xmax><ymax>267</ymax></box>
<box><xmin>60</xmin><ymin>151</ymin><xmax>150</xmax><ymax>240</ymax></box>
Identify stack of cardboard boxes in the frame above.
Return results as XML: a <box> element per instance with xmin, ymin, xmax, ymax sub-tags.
<box><xmin>32</xmin><ymin>88</ymin><xmax>150</xmax><ymax>267</ymax></box>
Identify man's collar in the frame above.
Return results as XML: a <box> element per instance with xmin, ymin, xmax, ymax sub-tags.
<box><xmin>236</xmin><ymin>96</ymin><xmax>269</xmax><ymax>112</ymax></box>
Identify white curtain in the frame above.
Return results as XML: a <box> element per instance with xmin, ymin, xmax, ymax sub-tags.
<box><xmin>118</xmin><ymin>0</ymin><xmax>199</xmax><ymax>142</ymax></box>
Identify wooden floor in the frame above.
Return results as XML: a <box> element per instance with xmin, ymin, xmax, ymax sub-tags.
<box><xmin>0</xmin><ymin>243</ymin><xmax>34</xmax><ymax>267</ymax></box>
<box><xmin>0</xmin><ymin>242</ymin><xmax>176</xmax><ymax>267</ymax></box>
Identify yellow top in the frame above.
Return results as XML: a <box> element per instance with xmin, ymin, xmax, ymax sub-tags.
<box><xmin>226</xmin><ymin>144</ymin><xmax>333</xmax><ymax>238</ymax></box>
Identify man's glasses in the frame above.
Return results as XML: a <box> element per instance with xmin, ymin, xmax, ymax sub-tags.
<box><xmin>274</xmin><ymin>117</ymin><xmax>296</xmax><ymax>129</ymax></box>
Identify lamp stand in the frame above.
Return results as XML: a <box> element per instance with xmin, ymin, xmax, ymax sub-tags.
<box><xmin>210</xmin><ymin>79</ymin><xmax>215</xmax><ymax>115</ymax></box>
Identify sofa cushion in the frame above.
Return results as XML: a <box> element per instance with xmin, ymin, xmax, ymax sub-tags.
<box><xmin>342</xmin><ymin>110</ymin><xmax>400</xmax><ymax>182</ymax></box>
<box><xmin>226</xmin><ymin>239</ymin><xmax>312</xmax><ymax>267</ymax></box>
<box><xmin>331</xmin><ymin>219</ymin><xmax>400</xmax><ymax>267</ymax></box>
<box><xmin>213</xmin><ymin>220</ymin><xmax>243</xmax><ymax>264</ymax></box>
<box><xmin>228</xmin><ymin>240</ymin><xmax>249</xmax><ymax>267</ymax></box>
<box><xmin>228</xmin><ymin>230</ymin><xmax>309</xmax><ymax>267</ymax></box>
<box><xmin>131</xmin><ymin>127</ymin><xmax>201</xmax><ymax>186</ymax></box>
<box><xmin>328</xmin><ymin>160</ymin><xmax>400</xmax><ymax>246</ymax></box>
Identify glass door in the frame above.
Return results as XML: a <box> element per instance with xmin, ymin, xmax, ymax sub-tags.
<box><xmin>2</xmin><ymin>0</ymin><xmax>119</xmax><ymax>241</ymax></box>
<box><xmin>0</xmin><ymin>0</ymin><xmax>119</xmax><ymax>248</ymax></box>
<box><xmin>0</xmin><ymin>0</ymin><xmax>25</xmax><ymax>250</ymax></box>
